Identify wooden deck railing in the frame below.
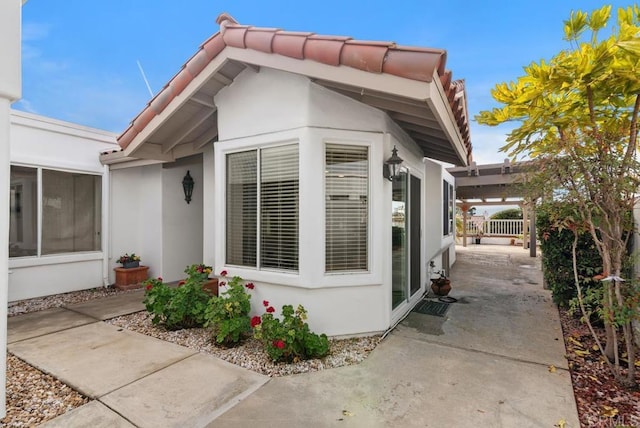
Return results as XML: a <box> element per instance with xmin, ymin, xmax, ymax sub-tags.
<box><xmin>465</xmin><ymin>219</ymin><xmax>525</xmax><ymax>237</ymax></box>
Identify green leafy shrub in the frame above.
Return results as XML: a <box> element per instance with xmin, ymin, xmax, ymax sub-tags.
<box><xmin>568</xmin><ymin>285</ymin><xmax>605</xmax><ymax>326</ymax></box>
<box><xmin>184</xmin><ymin>263</ymin><xmax>212</xmax><ymax>282</ymax></box>
<box><xmin>536</xmin><ymin>202</ymin><xmax>602</xmax><ymax>307</ymax></box>
<box><xmin>204</xmin><ymin>274</ymin><xmax>253</xmax><ymax>346</ymax></box>
<box><xmin>143</xmin><ymin>275</ymin><xmax>211</xmax><ymax>330</ymax></box>
<box><xmin>253</xmin><ymin>303</ymin><xmax>329</xmax><ymax>362</ymax></box>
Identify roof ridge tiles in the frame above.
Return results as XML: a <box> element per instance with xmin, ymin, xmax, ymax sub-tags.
<box><xmin>343</xmin><ymin>39</ymin><xmax>396</xmax><ymax>47</ymax></box>
<box><xmin>307</xmin><ymin>34</ymin><xmax>353</xmax><ymax>42</ymax></box>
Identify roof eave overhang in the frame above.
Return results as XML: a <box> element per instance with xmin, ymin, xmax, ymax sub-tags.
<box><xmin>427</xmin><ymin>70</ymin><xmax>468</xmax><ymax>166</ymax></box>
<box><xmin>99</xmin><ymin>150</ymin><xmax>163</xmax><ymax>169</ymax></box>
<box><xmin>122</xmin><ymin>52</ymin><xmax>230</xmax><ymax>158</ymax></box>
<box><xmin>122</xmin><ymin>46</ymin><xmax>469</xmax><ymax>166</ymax></box>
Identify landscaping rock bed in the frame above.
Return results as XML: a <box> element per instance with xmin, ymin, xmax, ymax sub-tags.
<box><xmin>1</xmin><ymin>354</ymin><xmax>88</xmax><ymax>427</ymax></box>
<box><xmin>105</xmin><ymin>311</ymin><xmax>380</xmax><ymax>377</ymax></box>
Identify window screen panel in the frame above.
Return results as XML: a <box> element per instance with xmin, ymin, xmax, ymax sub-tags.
<box><xmin>9</xmin><ymin>166</ymin><xmax>37</xmax><ymax>257</ymax></box>
<box><xmin>41</xmin><ymin>170</ymin><xmax>101</xmax><ymax>255</ymax></box>
<box><xmin>226</xmin><ymin>150</ymin><xmax>257</xmax><ymax>267</ymax></box>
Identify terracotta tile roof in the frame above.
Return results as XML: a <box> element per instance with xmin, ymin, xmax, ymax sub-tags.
<box><xmin>118</xmin><ymin>12</ymin><xmax>471</xmax><ymax>163</ymax></box>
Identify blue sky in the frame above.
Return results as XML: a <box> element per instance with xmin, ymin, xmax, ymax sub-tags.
<box><xmin>15</xmin><ymin>0</ymin><xmax>633</xmax><ymax>164</ymax></box>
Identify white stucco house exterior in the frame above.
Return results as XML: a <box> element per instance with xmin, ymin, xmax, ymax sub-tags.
<box><xmin>1</xmin><ymin>5</ymin><xmax>476</xmax><ymax>419</ymax></box>
<box><xmin>7</xmin><ymin>13</ymin><xmax>471</xmax><ymax>340</ymax></box>
<box><xmin>98</xmin><ymin>13</ymin><xmax>471</xmax><ymax>337</ymax></box>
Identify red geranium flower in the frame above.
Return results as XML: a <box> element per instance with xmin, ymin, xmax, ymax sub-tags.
<box><xmin>145</xmin><ymin>284</ymin><xmax>153</xmax><ymax>291</ymax></box>
<box><xmin>245</xmin><ymin>282</ymin><xmax>255</xmax><ymax>289</ymax></box>
<box><xmin>220</xmin><ymin>270</ymin><xmax>228</xmax><ymax>276</ymax></box>
<box><xmin>178</xmin><ymin>280</ymin><xmax>186</xmax><ymax>286</ymax></box>
<box><xmin>263</xmin><ymin>300</ymin><xmax>269</xmax><ymax>307</ymax></box>
<box><xmin>266</xmin><ymin>306</ymin><xmax>275</xmax><ymax>313</ymax></box>
<box><xmin>273</xmin><ymin>339</ymin><xmax>285</xmax><ymax>349</ymax></box>
<box><xmin>219</xmin><ymin>281</ymin><xmax>226</xmax><ymax>287</ymax></box>
<box><xmin>250</xmin><ymin>316</ymin><xmax>262</xmax><ymax>327</ymax></box>
<box><xmin>157</xmin><ymin>277</ymin><xmax>163</xmax><ymax>281</ymax></box>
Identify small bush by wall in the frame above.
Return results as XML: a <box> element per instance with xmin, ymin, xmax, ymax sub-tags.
<box><xmin>536</xmin><ymin>202</ymin><xmax>602</xmax><ymax>307</ymax></box>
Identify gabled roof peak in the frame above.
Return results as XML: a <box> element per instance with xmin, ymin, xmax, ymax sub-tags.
<box><xmin>216</xmin><ymin>12</ymin><xmax>238</xmax><ymax>30</ymax></box>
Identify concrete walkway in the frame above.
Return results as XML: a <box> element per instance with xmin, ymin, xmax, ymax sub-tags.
<box><xmin>7</xmin><ymin>290</ymin><xmax>268</xmax><ymax>427</ymax></box>
<box><xmin>6</xmin><ymin>245</ymin><xmax>580</xmax><ymax>427</ymax></box>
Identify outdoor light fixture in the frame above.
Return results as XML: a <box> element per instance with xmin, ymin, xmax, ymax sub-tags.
<box><xmin>182</xmin><ymin>170</ymin><xmax>194</xmax><ymax>204</ymax></box>
<box><xmin>383</xmin><ymin>145</ymin><xmax>403</xmax><ymax>181</ymax></box>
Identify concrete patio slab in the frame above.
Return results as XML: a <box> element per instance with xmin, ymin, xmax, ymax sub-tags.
<box><xmin>101</xmin><ymin>352</ymin><xmax>269</xmax><ymax>428</ymax></box>
<box><xmin>8</xmin><ymin>322</ymin><xmax>196</xmax><ymax>398</ymax></box>
<box><xmin>39</xmin><ymin>401</ymin><xmax>135</xmax><ymax>428</ymax></box>
<box><xmin>398</xmin><ymin>245</ymin><xmax>568</xmax><ymax>368</ymax></box>
<box><xmin>395</xmin><ymin>250</ymin><xmax>568</xmax><ymax>368</ymax></box>
<box><xmin>7</xmin><ymin>307</ymin><xmax>96</xmax><ymax>344</ymax></box>
<box><xmin>211</xmin><ymin>334</ymin><xmax>579</xmax><ymax>428</ymax></box>
<box><xmin>64</xmin><ymin>290</ymin><xmax>145</xmax><ymax>320</ymax></box>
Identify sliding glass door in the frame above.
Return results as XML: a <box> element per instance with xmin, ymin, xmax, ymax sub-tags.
<box><xmin>391</xmin><ymin>172</ymin><xmax>421</xmax><ymax>310</ymax></box>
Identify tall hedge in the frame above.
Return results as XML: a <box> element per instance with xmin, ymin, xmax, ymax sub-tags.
<box><xmin>536</xmin><ymin>203</ymin><xmax>602</xmax><ymax>307</ymax></box>
<box><xmin>490</xmin><ymin>208</ymin><xmax>523</xmax><ymax>220</ymax></box>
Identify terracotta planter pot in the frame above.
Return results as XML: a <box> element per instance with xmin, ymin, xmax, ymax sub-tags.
<box><xmin>114</xmin><ymin>266</ymin><xmax>149</xmax><ymax>290</ymax></box>
<box><xmin>431</xmin><ymin>278</ymin><xmax>452</xmax><ymax>296</ymax></box>
<box><xmin>202</xmin><ymin>278</ymin><xmax>219</xmax><ymax>296</ymax></box>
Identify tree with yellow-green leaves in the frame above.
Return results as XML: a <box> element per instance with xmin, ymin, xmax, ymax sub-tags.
<box><xmin>476</xmin><ymin>5</ymin><xmax>640</xmax><ymax>387</ymax></box>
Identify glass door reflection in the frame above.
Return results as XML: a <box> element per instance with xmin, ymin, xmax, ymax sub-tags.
<box><xmin>391</xmin><ymin>171</ymin><xmax>407</xmax><ymax>309</ymax></box>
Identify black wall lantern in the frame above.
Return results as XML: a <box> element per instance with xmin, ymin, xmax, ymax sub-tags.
<box><xmin>383</xmin><ymin>145</ymin><xmax>404</xmax><ymax>181</ymax></box>
<box><xmin>182</xmin><ymin>170</ymin><xmax>194</xmax><ymax>204</ymax></box>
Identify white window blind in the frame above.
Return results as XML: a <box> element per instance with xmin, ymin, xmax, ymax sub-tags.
<box><xmin>225</xmin><ymin>145</ymin><xmax>299</xmax><ymax>271</ymax></box>
<box><xmin>325</xmin><ymin>144</ymin><xmax>368</xmax><ymax>272</ymax></box>
<box><xmin>261</xmin><ymin>144</ymin><xmax>299</xmax><ymax>271</ymax></box>
<box><xmin>226</xmin><ymin>150</ymin><xmax>257</xmax><ymax>267</ymax></box>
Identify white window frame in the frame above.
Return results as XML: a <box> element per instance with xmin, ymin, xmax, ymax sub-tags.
<box><xmin>222</xmin><ymin>140</ymin><xmax>300</xmax><ymax>273</ymax></box>
<box><xmin>324</xmin><ymin>142</ymin><xmax>370</xmax><ymax>273</ymax></box>
<box><xmin>8</xmin><ymin>163</ymin><xmax>104</xmax><ymax>264</ymax></box>
<box><xmin>443</xmin><ymin>179</ymin><xmax>454</xmax><ymax>236</ymax></box>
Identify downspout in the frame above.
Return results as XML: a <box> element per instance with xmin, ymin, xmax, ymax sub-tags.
<box><xmin>101</xmin><ymin>163</ymin><xmax>110</xmax><ymax>287</ymax></box>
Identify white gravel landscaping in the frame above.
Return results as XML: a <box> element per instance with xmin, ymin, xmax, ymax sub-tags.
<box><xmin>2</xmin><ymin>354</ymin><xmax>89</xmax><ymax>427</ymax></box>
<box><xmin>105</xmin><ymin>311</ymin><xmax>381</xmax><ymax>377</ymax></box>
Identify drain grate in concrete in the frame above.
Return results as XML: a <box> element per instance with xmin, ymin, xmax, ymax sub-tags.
<box><xmin>413</xmin><ymin>300</ymin><xmax>450</xmax><ymax>317</ymax></box>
